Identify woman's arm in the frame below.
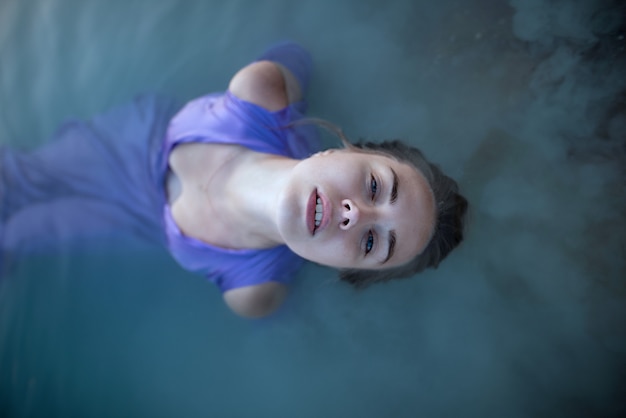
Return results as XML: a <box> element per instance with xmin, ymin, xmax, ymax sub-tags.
<box><xmin>223</xmin><ymin>282</ymin><xmax>288</xmax><ymax>318</ymax></box>
<box><xmin>221</xmin><ymin>47</ymin><xmax>309</xmax><ymax>318</ymax></box>
<box><xmin>228</xmin><ymin>60</ymin><xmax>303</xmax><ymax>111</ymax></box>
<box><xmin>222</xmin><ymin>60</ymin><xmax>304</xmax><ymax>318</ymax></box>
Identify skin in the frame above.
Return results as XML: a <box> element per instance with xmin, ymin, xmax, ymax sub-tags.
<box><xmin>168</xmin><ymin>60</ymin><xmax>436</xmax><ymax>318</ymax></box>
<box><xmin>275</xmin><ymin>149</ymin><xmax>436</xmax><ymax>270</ymax></box>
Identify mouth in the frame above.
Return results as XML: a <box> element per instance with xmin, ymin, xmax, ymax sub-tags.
<box><xmin>307</xmin><ymin>189</ymin><xmax>328</xmax><ymax>236</ymax></box>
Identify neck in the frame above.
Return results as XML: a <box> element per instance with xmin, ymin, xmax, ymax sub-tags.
<box><xmin>218</xmin><ymin>152</ymin><xmax>297</xmax><ymax>248</ymax></box>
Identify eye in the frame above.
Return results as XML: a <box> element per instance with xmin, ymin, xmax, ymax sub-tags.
<box><xmin>365</xmin><ymin>230</ymin><xmax>374</xmax><ymax>255</ymax></box>
<box><xmin>370</xmin><ymin>175</ymin><xmax>378</xmax><ymax>200</ymax></box>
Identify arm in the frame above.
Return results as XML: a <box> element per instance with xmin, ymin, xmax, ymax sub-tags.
<box><xmin>222</xmin><ymin>45</ymin><xmax>310</xmax><ymax>318</ymax></box>
<box><xmin>223</xmin><ymin>281</ymin><xmax>288</xmax><ymax>319</ymax></box>
<box><xmin>228</xmin><ymin>60</ymin><xmax>303</xmax><ymax>111</ymax></box>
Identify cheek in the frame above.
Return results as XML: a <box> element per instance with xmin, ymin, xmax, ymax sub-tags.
<box><xmin>315</xmin><ymin>237</ymin><xmax>359</xmax><ymax>267</ymax></box>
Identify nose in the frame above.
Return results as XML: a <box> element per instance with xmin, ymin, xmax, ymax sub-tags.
<box><xmin>340</xmin><ymin>199</ymin><xmax>360</xmax><ymax>230</ymax></box>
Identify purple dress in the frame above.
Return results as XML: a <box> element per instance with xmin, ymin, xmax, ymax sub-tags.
<box><xmin>163</xmin><ymin>91</ymin><xmax>319</xmax><ymax>291</ymax></box>
<box><xmin>1</xmin><ymin>42</ymin><xmax>320</xmax><ymax>292</ymax></box>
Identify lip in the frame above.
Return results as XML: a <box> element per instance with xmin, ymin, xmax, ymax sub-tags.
<box><xmin>306</xmin><ymin>189</ymin><xmax>331</xmax><ymax>236</ymax></box>
<box><xmin>306</xmin><ymin>189</ymin><xmax>317</xmax><ymax>235</ymax></box>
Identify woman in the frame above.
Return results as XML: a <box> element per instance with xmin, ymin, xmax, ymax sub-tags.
<box><xmin>1</xmin><ymin>43</ymin><xmax>467</xmax><ymax>318</ymax></box>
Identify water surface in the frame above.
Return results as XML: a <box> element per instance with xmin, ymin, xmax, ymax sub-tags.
<box><xmin>1</xmin><ymin>0</ymin><xmax>625</xmax><ymax>417</ymax></box>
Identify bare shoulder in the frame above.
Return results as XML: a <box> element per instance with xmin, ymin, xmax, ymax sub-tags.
<box><xmin>223</xmin><ymin>281</ymin><xmax>288</xmax><ymax>318</ymax></box>
<box><xmin>228</xmin><ymin>61</ymin><xmax>289</xmax><ymax>111</ymax></box>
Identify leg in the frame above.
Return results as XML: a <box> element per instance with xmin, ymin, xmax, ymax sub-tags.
<box><xmin>3</xmin><ymin>197</ymin><xmax>153</xmax><ymax>254</ymax></box>
<box><xmin>1</xmin><ymin>124</ymin><xmax>103</xmax><ymax>221</ymax></box>
<box><xmin>1</xmin><ymin>95</ymin><xmax>178</xmax><ymax>256</ymax></box>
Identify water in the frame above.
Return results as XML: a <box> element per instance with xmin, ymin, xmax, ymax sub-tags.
<box><xmin>1</xmin><ymin>0</ymin><xmax>625</xmax><ymax>417</ymax></box>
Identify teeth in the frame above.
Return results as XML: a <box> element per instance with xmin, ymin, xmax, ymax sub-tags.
<box><xmin>314</xmin><ymin>196</ymin><xmax>323</xmax><ymax>227</ymax></box>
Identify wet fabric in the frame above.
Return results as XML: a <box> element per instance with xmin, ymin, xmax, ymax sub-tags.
<box><xmin>163</xmin><ymin>41</ymin><xmax>320</xmax><ymax>291</ymax></box>
<box><xmin>1</xmin><ymin>42</ymin><xmax>320</xmax><ymax>292</ymax></box>
<box><xmin>164</xmin><ymin>91</ymin><xmax>319</xmax><ymax>291</ymax></box>
<box><xmin>1</xmin><ymin>94</ymin><xmax>178</xmax><ymax>256</ymax></box>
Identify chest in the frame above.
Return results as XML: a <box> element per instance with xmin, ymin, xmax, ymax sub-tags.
<box><xmin>166</xmin><ymin>142</ymin><xmax>247</xmax><ymax>247</ymax></box>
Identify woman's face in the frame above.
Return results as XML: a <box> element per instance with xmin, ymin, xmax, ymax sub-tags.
<box><xmin>276</xmin><ymin>149</ymin><xmax>436</xmax><ymax>270</ymax></box>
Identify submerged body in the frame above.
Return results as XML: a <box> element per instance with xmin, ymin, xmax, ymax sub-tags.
<box><xmin>1</xmin><ymin>43</ymin><xmax>460</xmax><ymax>318</ymax></box>
<box><xmin>1</xmin><ymin>45</ymin><xmax>321</xmax><ymax>317</ymax></box>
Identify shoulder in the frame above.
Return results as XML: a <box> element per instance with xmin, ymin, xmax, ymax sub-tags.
<box><xmin>223</xmin><ymin>281</ymin><xmax>288</xmax><ymax>318</ymax></box>
<box><xmin>228</xmin><ymin>61</ymin><xmax>289</xmax><ymax>111</ymax></box>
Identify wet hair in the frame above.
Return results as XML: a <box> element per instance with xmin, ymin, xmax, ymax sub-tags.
<box><xmin>337</xmin><ymin>139</ymin><xmax>468</xmax><ymax>288</ymax></box>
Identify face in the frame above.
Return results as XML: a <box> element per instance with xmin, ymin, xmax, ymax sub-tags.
<box><xmin>276</xmin><ymin>149</ymin><xmax>436</xmax><ymax>270</ymax></box>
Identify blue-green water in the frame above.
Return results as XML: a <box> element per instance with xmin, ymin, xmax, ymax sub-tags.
<box><xmin>1</xmin><ymin>0</ymin><xmax>625</xmax><ymax>417</ymax></box>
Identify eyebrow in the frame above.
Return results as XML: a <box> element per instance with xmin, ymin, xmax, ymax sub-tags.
<box><xmin>390</xmin><ymin>167</ymin><xmax>398</xmax><ymax>205</ymax></box>
<box><xmin>382</xmin><ymin>230</ymin><xmax>396</xmax><ymax>265</ymax></box>
<box><xmin>380</xmin><ymin>167</ymin><xmax>399</xmax><ymax>265</ymax></box>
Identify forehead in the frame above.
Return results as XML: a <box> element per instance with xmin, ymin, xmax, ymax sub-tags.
<box><xmin>387</xmin><ymin>163</ymin><xmax>436</xmax><ymax>267</ymax></box>
<box><xmin>332</xmin><ymin>148</ymin><xmax>397</xmax><ymax>170</ymax></box>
